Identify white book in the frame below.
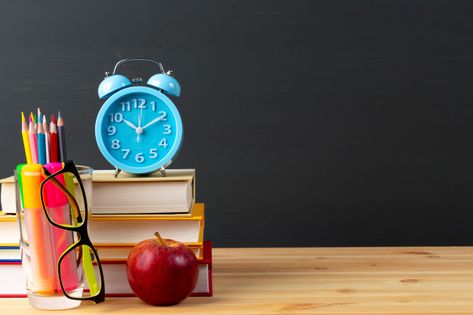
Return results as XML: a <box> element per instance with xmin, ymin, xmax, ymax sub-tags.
<box><xmin>0</xmin><ymin>214</ymin><xmax>20</xmax><ymax>245</ymax></box>
<box><xmin>91</xmin><ymin>169</ymin><xmax>195</xmax><ymax>215</ymax></box>
<box><xmin>88</xmin><ymin>203</ymin><xmax>205</xmax><ymax>245</ymax></box>
<box><xmin>0</xmin><ymin>246</ymin><xmax>21</xmax><ymax>261</ymax></box>
<box><xmin>0</xmin><ymin>169</ymin><xmax>195</xmax><ymax>215</ymax></box>
<box><xmin>0</xmin><ymin>203</ymin><xmax>204</xmax><ymax>247</ymax></box>
<box><xmin>0</xmin><ymin>181</ymin><xmax>16</xmax><ymax>215</ymax></box>
<box><xmin>0</xmin><ymin>262</ymin><xmax>26</xmax><ymax>296</ymax></box>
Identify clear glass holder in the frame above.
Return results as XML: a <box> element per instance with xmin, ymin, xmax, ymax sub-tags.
<box><xmin>15</xmin><ymin>164</ymin><xmax>93</xmax><ymax>310</ymax></box>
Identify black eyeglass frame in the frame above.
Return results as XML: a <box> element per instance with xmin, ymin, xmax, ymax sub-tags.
<box><xmin>39</xmin><ymin>160</ymin><xmax>105</xmax><ymax>304</ymax></box>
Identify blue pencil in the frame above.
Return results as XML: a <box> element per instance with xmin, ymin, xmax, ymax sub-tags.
<box><xmin>37</xmin><ymin>120</ymin><xmax>46</xmax><ymax>165</ymax></box>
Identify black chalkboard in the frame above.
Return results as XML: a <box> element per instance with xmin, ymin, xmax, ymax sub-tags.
<box><xmin>1</xmin><ymin>0</ymin><xmax>473</xmax><ymax>246</ymax></box>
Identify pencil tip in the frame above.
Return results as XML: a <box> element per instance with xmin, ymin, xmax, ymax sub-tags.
<box><xmin>51</xmin><ymin>113</ymin><xmax>56</xmax><ymax>123</ymax></box>
<box><xmin>57</xmin><ymin>111</ymin><xmax>64</xmax><ymax>126</ymax></box>
<box><xmin>21</xmin><ymin>112</ymin><xmax>25</xmax><ymax>121</ymax></box>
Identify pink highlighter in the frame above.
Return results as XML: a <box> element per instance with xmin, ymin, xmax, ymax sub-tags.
<box><xmin>42</xmin><ymin>162</ymin><xmax>79</xmax><ymax>293</ymax></box>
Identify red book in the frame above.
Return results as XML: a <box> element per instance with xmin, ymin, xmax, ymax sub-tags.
<box><xmin>102</xmin><ymin>240</ymin><xmax>213</xmax><ymax>297</ymax></box>
<box><xmin>191</xmin><ymin>240</ymin><xmax>213</xmax><ymax>297</ymax></box>
<box><xmin>0</xmin><ymin>241</ymin><xmax>213</xmax><ymax>298</ymax></box>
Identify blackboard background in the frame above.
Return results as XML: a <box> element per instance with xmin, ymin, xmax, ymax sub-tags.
<box><xmin>0</xmin><ymin>1</ymin><xmax>472</xmax><ymax>247</ymax></box>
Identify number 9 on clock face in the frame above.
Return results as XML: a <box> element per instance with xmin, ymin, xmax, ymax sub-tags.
<box><xmin>95</xmin><ymin>87</ymin><xmax>183</xmax><ymax>174</ymax></box>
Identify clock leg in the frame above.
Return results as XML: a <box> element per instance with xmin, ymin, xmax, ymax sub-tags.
<box><xmin>159</xmin><ymin>167</ymin><xmax>167</xmax><ymax>177</ymax></box>
<box><xmin>114</xmin><ymin>168</ymin><xmax>122</xmax><ymax>178</ymax></box>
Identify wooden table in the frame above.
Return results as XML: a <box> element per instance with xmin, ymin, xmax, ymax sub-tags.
<box><xmin>2</xmin><ymin>247</ymin><xmax>473</xmax><ymax>314</ymax></box>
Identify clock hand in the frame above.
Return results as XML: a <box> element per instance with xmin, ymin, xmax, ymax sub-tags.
<box><xmin>122</xmin><ymin>119</ymin><xmax>138</xmax><ymax>130</ymax></box>
<box><xmin>142</xmin><ymin>116</ymin><xmax>164</xmax><ymax>130</ymax></box>
<box><xmin>122</xmin><ymin>118</ymin><xmax>144</xmax><ymax>143</ymax></box>
<box><xmin>137</xmin><ymin>106</ymin><xmax>144</xmax><ymax>142</ymax></box>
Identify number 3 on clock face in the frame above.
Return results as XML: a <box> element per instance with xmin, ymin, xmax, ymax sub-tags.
<box><xmin>95</xmin><ymin>86</ymin><xmax>183</xmax><ymax>174</ymax></box>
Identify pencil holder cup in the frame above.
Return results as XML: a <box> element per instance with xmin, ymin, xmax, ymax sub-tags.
<box><xmin>15</xmin><ymin>163</ymin><xmax>93</xmax><ymax>310</ymax></box>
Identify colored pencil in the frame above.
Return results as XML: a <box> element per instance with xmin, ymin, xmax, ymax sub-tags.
<box><xmin>49</xmin><ymin>114</ymin><xmax>59</xmax><ymax>163</ymax></box>
<box><xmin>43</xmin><ymin>115</ymin><xmax>50</xmax><ymax>164</ymax></box>
<box><xmin>57</xmin><ymin>111</ymin><xmax>67</xmax><ymax>162</ymax></box>
<box><xmin>37</xmin><ymin>108</ymin><xmax>41</xmax><ymax>130</ymax></box>
<box><xmin>37</xmin><ymin>118</ymin><xmax>46</xmax><ymax>165</ymax></box>
<box><xmin>28</xmin><ymin>118</ymin><xmax>38</xmax><ymax>164</ymax></box>
<box><xmin>21</xmin><ymin>112</ymin><xmax>32</xmax><ymax>164</ymax></box>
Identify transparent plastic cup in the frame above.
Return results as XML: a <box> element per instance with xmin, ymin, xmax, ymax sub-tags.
<box><xmin>15</xmin><ymin>164</ymin><xmax>93</xmax><ymax>310</ymax></box>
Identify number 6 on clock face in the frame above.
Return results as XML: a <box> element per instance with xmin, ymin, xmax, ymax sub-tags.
<box><xmin>95</xmin><ymin>86</ymin><xmax>183</xmax><ymax>174</ymax></box>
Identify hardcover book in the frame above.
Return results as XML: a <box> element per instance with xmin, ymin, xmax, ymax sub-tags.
<box><xmin>0</xmin><ymin>213</ymin><xmax>20</xmax><ymax>245</ymax></box>
<box><xmin>0</xmin><ymin>241</ymin><xmax>212</xmax><ymax>298</ymax></box>
<box><xmin>0</xmin><ymin>169</ymin><xmax>195</xmax><ymax>215</ymax></box>
<box><xmin>96</xmin><ymin>240</ymin><xmax>213</xmax><ymax>297</ymax></box>
<box><xmin>91</xmin><ymin>169</ymin><xmax>195</xmax><ymax>215</ymax></box>
<box><xmin>88</xmin><ymin>203</ymin><xmax>205</xmax><ymax>245</ymax></box>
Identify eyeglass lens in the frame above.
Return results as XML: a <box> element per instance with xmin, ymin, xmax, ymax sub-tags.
<box><xmin>59</xmin><ymin>243</ymin><xmax>103</xmax><ymax>299</ymax></box>
<box><xmin>41</xmin><ymin>171</ymin><xmax>86</xmax><ymax>227</ymax></box>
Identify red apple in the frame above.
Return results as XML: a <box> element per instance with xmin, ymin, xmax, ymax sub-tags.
<box><xmin>126</xmin><ymin>232</ymin><xmax>198</xmax><ymax>306</ymax></box>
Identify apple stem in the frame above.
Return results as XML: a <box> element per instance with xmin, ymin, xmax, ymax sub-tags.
<box><xmin>154</xmin><ymin>232</ymin><xmax>167</xmax><ymax>246</ymax></box>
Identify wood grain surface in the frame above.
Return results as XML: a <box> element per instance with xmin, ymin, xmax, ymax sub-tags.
<box><xmin>2</xmin><ymin>247</ymin><xmax>473</xmax><ymax>314</ymax></box>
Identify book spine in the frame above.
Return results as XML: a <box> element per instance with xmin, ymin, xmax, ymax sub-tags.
<box><xmin>0</xmin><ymin>259</ymin><xmax>21</xmax><ymax>263</ymax></box>
<box><xmin>0</xmin><ymin>294</ymin><xmax>27</xmax><ymax>298</ymax></box>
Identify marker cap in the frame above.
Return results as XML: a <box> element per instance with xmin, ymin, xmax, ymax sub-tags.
<box><xmin>42</xmin><ymin>162</ymin><xmax>68</xmax><ymax>208</ymax></box>
<box><xmin>20</xmin><ymin>164</ymin><xmax>44</xmax><ymax>209</ymax></box>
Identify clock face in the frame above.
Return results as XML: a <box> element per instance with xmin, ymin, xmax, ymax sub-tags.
<box><xmin>95</xmin><ymin>86</ymin><xmax>183</xmax><ymax>174</ymax></box>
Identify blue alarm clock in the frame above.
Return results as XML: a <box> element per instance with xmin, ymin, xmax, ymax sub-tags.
<box><xmin>95</xmin><ymin>57</ymin><xmax>183</xmax><ymax>175</ymax></box>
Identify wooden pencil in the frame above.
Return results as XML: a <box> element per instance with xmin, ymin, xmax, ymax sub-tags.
<box><xmin>21</xmin><ymin>112</ymin><xmax>32</xmax><ymax>164</ymax></box>
<box><xmin>49</xmin><ymin>114</ymin><xmax>59</xmax><ymax>163</ymax></box>
<box><xmin>28</xmin><ymin>118</ymin><xmax>38</xmax><ymax>164</ymax></box>
<box><xmin>57</xmin><ymin>111</ymin><xmax>67</xmax><ymax>162</ymax></box>
<box><xmin>43</xmin><ymin>115</ymin><xmax>49</xmax><ymax>164</ymax></box>
<box><xmin>37</xmin><ymin>117</ymin><xmax>46</xmax><ymax>165</ymax></box>
<box><xmin>29</xmin><ymin>112</ymin><xmax>35</xmax><ymax>132</ymax></box>
<box><xmin>37</xmin><ymin>108</ymin><xmax>41</xmax><ymax>130</ymax></box>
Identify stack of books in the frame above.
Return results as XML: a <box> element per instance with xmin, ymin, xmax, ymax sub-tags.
<box><xmin>0</xmin><ymin>169</ymin><xmax>212</xmax><ymax>297</ymax></box>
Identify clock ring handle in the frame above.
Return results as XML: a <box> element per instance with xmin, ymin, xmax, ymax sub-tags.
<box><xmin>112</xmin><ymin>57</ymin><xmax>166</xmax><ymax>75</ymax></box>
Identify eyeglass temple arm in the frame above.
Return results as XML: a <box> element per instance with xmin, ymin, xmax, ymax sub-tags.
<box><xmin>63</xmin><ymin>173</ymin><xmax>84</xmax><ymax>224</ymax></box>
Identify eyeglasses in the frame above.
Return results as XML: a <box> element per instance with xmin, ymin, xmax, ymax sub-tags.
<box><xmin>39</xmin><ymin>160</ymin><xmax>105</xmax><ymax>304</ymax></box>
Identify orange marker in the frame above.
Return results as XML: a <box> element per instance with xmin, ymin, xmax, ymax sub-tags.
<box><xmin>20</xmin><ymin>164</ymin><xmax>57</xmax><ymax>294</ymax></box>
